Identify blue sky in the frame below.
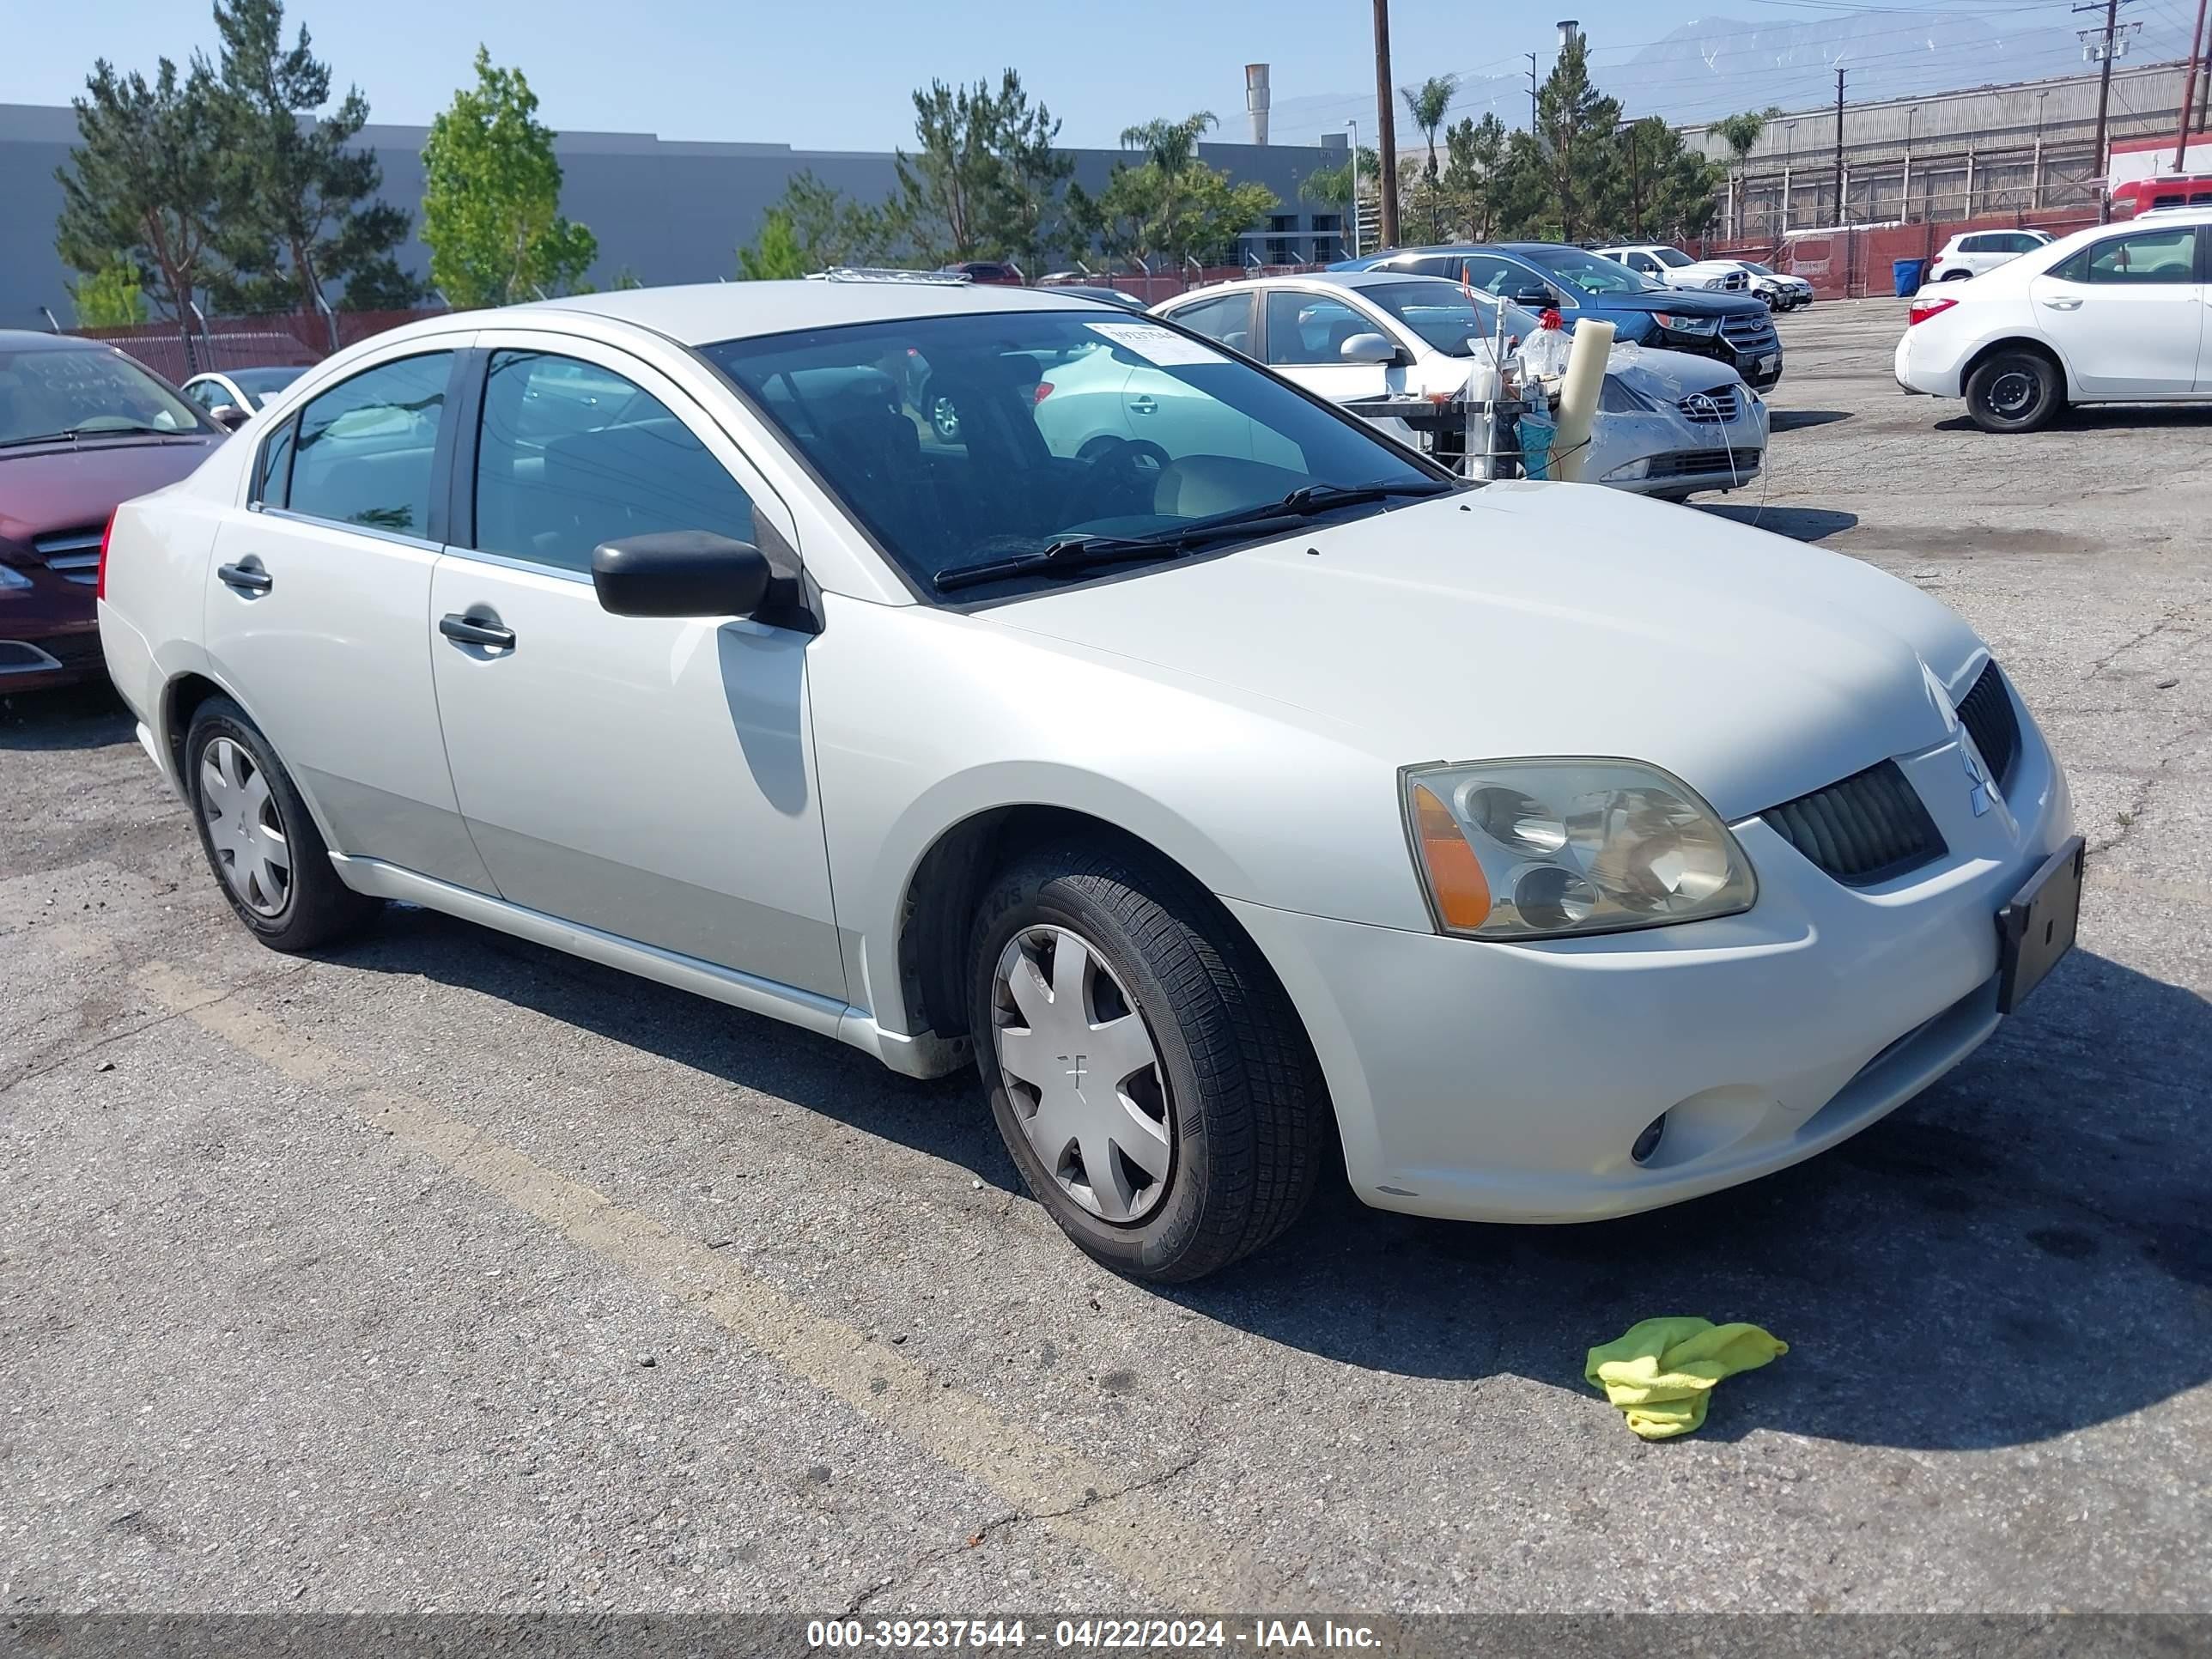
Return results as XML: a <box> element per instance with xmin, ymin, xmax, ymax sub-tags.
<box><xmin>4</xmin><ymin>0</ymin><xmax>1664</xmax><ymax>150</ymax></box>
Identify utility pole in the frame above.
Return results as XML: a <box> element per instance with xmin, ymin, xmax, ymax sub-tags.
<box><xmin>2075</xmin><ymin>0</ymin><xmax>2132</xmax><ymax>221</ymax></box>
<box><xmin>1832</xmin><ymin>69</ymin><xmax>1846</xmax><ymax>225</ymax></box>
<box><xmin>1347</xmin><ymin>118</ymin><xmax>1362</xmax><ymax>258</ymax></box>
<box><xmin>2179</xmin><ymin>0</ymin><xmax>2209</xmax><ymax>170</ymax></box>
<box><xmin>1372</xmin><ymin>0</ymin><xmax>1400</xmax><ymax>249</ymax></box>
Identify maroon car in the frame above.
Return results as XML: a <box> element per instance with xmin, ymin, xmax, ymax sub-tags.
<box><xmin>2</xmin><ymin>331</ymin><xmax>222</xmax><ymax>691</ymax></box>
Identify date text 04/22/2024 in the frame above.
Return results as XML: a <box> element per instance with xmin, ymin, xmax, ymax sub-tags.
<box><xmin>805</xmin><ymin>1619</ymin><xmax>1383</xmax><ymax>1650</ymax></box>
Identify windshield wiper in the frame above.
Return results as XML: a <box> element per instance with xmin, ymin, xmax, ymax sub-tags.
<box><xmin>1189</xmin><ymin>477</ymin><xmax>1457</xmax><ymax>536</ymax></box>
<box><xmin>933</xmin><ymin>520</ymin><xmax>1304</xmax><ymax>592</ymax></box>
<box><xmin>0</xmin><ymin>422</ymin><xmax>188</xmax><ymax>451</ymax></box>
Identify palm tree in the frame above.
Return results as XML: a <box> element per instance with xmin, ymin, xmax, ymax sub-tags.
<box><xmin>1400</xmin><ymin>75</ymin><xmax>1460</xmax><ymax>182</ymax></box>
<box><xmin>1119</xmin><ymin>111</ymin><xmax>1218</xmax><ymax>178</ymax></box>
<box><xmin>1711</xmin><ymin>109</ymin><xmax>1771</xmax><ymax>238</ymax></box>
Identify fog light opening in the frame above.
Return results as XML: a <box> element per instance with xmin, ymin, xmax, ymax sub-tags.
<box><xmin>1631</xmin><ymin>1114</ymin><xmax>1668</xmax><ymax>1164</ymax></box>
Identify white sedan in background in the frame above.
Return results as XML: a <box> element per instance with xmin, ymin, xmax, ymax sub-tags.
<box><xmin>1138</xmin><ymin>272</ymin><xmax>1767</xmax><ymax>500</ymax></box>
<box><xmin>99</xmin><ymin>277</ymin><xmax>2078</xmax><ymax>1284</ymax></box>
<box><xmin>1895</xmin><ymin>207</ymin><xmax>2209</xmax><ymax>431</ymax></box>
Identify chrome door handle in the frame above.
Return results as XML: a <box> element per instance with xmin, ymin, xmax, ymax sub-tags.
<box><xmin>2040</xmin><ymin>296</ymin><xmax>2082</xmax><ymax>310</ymax></box>
<box><xmin>1128</xmin><ymin>395</ymin><xmax>1158</xmax><ymax>415</ymax></box>
<box><xmin>439</xmin><ymin>613</ymin><xmax>516</xmax><ymax>650</ymax></box>
<box><xmin>216</xmin><ymin>561</ymin><xmax>271</xmax><ymax>593</ymax></box>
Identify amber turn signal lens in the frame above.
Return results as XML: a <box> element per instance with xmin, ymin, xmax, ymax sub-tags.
<box><xmin>1411</xmin><ymin>782</ymin><xmax>1492</xmax><ymax>930</ymax></box>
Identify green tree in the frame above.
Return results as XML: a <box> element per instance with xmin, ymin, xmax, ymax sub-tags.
<box><xmin>1068</xmin><ymin>155</ymin><xmax>1275</xmax><ymax>267</ymax></box>
<box><xmin>736</xmin><ymin>171</ymin><xmax>895</xmax><ymax>278</ymax></box>
<box><xmin>419</xmin><ymin>48</ymin><xmax>597</xmax><ymax>307</ymax></box>
<box><xmin>70</xmin><ymin>263</ymin><xmax>149</xmax><ymax>328</ymax></box>
<box><xmin>1300</xmin><ymin>143</ymin><xmax>1378</xmax><ymax>213</ymax></box>
<box><xmin>1119</xmin><ymin>110</ymin><xmax>1217</xmax><ymax>177</ymax></box>
<box><xmin>1438</xmin><ymin>113</ymin><xmax>1515</xmax><ymax>241</ymax></box>
<box><xmin>1398</xmin><ymin>75</ymin><xmax>1461</xmax><ymax>243</ymax></box>
<box><xmin>54</xmin><ymin>58</ymin><xmax>223</xmax><ymax>325</ymax></box>
<box><xmin>1525</xmin><ymin>36</ymin><xmax>1624</xmax><ymax>241</ymax></box>
<box><xmin>201</xmin><ymin>0</ymin><xmax>419</xmax><ymax>317</ymax></box>
<box><xmin>891</xmin><ymin>71</ymin><xmax>1073</xmax><ymax>271</ymax></box>
<box><xmin>1620</xmin><ymin>116</ymin><xmax>1720</xmax><ymax>241</ymax></box>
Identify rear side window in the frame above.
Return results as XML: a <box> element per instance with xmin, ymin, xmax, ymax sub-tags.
<box><xmin>1168</xmin><ymin>292</ymin><xmax>1255</xmax><ymax>353</ymax></box>
<box><xmin>470</xmin><ymin>349</ymin><xmax>754</xmax><ymax>575</ymax></box>
<box><xmin>286</xmin><ymin>353</ymin><xmax>453</xmax><ymax>538</ymax></box>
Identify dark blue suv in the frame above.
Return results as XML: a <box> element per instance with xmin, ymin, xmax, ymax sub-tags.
<box><xmin>1332</xmin><ymin>242</ymin><xmax>1784</xmax><ymax>389</ymax></box>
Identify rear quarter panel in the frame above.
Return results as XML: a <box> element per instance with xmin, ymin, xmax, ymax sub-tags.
<box><xmin>95</xmin><ymin>485</ymin><xmax>228</xmax><ymax>781</ymax></box>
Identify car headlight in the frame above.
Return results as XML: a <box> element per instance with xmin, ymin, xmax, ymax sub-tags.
<box><xmin>0</xmin><ymin>563</ymin><xmax>33</xmax><ymax>590</ymax></box>
<box><xmin>1653</xmin><ymin>313</ymin><xmax>1722</xmax><ymax>335</ymax></box>
<box><xmin>1402</xmin><ymin>759</ymin><xmax>1756</xmax><ymax>939</ymax></box>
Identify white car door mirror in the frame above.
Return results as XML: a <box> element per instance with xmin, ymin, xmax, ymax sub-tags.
<box><xmin>1339</xmin><ymin>331</ymin><xmax>1397</xmax><ymax>366</ymax></box>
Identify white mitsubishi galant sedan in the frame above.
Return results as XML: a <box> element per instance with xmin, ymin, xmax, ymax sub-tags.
<box><xmin>98</xmin><ymin>278</ymin><xmax>2081</xmax><ymax>1283</ymax></box>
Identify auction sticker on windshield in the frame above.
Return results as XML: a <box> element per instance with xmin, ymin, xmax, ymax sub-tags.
<box><xmin>1085</xmin><ymin>322</ymin><xmax>1228</xmax><ymax>366</ymax></box>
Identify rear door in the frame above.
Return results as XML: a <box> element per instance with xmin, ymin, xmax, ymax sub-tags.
<box><xmin>426</xmin><ymin>334</ymin><xmax>843</xmax><ymax>997</ymax></box>
<box><xmin>202</xmin><ymin>341</ymin><xmax>496</xmax><ymax>891</ymax></box>
<box><xmin>2028</xmin><ymin>224</ymin><xmax>2203</xmax><ymax>397</ymax></box>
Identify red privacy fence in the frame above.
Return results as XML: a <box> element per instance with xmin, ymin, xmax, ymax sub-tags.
<box><xmin>76</xmin><ymin>309</ymin><xmax>443</xmax><ymax>384</ymax></box>
<box><xmin>1698</xmin><ymin>210</ymin><xmax>2100</xmax><ymax>300</ymax></box>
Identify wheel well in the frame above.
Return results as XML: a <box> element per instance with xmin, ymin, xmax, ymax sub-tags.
<box><xmin>161</xmin><ymin>672</ymin><xmax>228</xmax><ymax>775</ymax></box>
<box><xmin>1961</xmin><ymin>337</ymin><xmax>2068</xmax><ymax>399</ymax></box>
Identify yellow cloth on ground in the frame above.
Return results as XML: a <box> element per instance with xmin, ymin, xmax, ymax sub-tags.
<box><xmin>1584</xmin><ymin>1316</ymin><xmax>1789</xmax><ymax>1440</ymax></box>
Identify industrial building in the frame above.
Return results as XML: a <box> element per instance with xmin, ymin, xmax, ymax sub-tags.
<box><xmin>1680</xmin><ymin>56</ymin><xmax>2209</xmax><ymax>239</ymax></box>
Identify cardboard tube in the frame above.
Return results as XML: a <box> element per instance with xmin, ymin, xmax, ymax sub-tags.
<box><xmin>1550</xmin><ymin>319</ymin><xmax>1615</xmax><ymax>484</ymax></box>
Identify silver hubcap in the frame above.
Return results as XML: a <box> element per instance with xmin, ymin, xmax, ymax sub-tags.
<box><xmin>991</xmin><ymin>925</ymin><xmax>1173</xmax><ymax>1224</ymax></box>
<box><xmin>198</xmin><ymin>736</ymin><xmax>291</xmax><ymax>918</ymax></box>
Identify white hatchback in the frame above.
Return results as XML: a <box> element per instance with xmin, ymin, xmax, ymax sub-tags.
<box><xmin>1895</xmin><ymin>208</ymin><xmax>2211</xmax><ymax>431</ymax></box>
<box><xmin>99</xmin><ymin>278</ymin><xmax>2080</xmax><ymax>1282</ymax></box>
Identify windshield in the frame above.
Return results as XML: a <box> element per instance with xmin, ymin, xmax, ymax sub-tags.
<box><xmin>0</xmin><ymin>346</ymin><xmax>209</xmax><ymax>444</ymax></box>
<box><xmin>705</xmin><ymin>311</ymin><xmax>1443</xmax><ymax>599</ymax></box>
<box><xmin>1519</xmin><ymin>247</ymin><xmax>1662</xmax><ymax>295</ymax></box>
<box><xmin>1358</xmin><ymin>281</ymin><xmax>1539</xmax><ymax>357</ymax></box>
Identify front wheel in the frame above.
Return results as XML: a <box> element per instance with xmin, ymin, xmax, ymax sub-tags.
<box><xmin>1965</xmin><ymin>349</ymin><xmax>2061</xmax><ymax>434</ymax></box>
<box><xmin>969</xmin><ymin>840</ymin><xmax>1328</xmax><ymax>1283</ymax></box>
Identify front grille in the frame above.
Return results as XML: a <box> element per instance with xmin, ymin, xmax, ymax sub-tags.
<box><xmin>1956</xmin><ymin>660</ymin><xmax>2021</xmax><ymax>788</ymax></box>
<box><xmin>33</xmin><ymin>526</ymin><xmax>103</xmax><ymax>586</ymax></box>
<box><xmin>1760</xmin><ymin>759</ymin><xmax>1948</xmax><ymax>887</ymax></box>
<box><xmin>1679</xmin><ymin>386</ymin><xmax>1741</xmax><ymax>422</ymax></box>
<box><xmin>1648</xmin><ymin>448</ymin><xmax>1758</xmax><ymax>478</ymax></box>
<box><xmin>1721</xmin><ymin>313</ymin><xmax>1778</xmax><ymax>344</ymax></box>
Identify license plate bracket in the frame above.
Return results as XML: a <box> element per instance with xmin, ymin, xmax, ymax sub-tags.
<box><xmin>1996</xmin><ymin>836</ymin><xmax>2084</xmax><ymax>1015</ymax></box>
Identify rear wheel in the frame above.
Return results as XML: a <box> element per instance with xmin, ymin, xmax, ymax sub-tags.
<box><xmin>969</xmin><ymin>839</ymin><xmax>1327</xmax><ymax>1283</ymax></box>
<box><xmin>185</xmin><ymin>697</ymin><xmax>379</xmax><ymax>951</ymax></box>
<box><xmin>1965</xmin><ymin>349</ymin><xmax>2061</xmax><ymax>434</ymax></box>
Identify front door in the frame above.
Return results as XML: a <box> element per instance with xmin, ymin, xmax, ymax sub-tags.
<box><xmin>202</xmin><ymin>345</ymin><xmax>495</xmax><ymax>892</ymax></box>
<box><xmin>2028</xmin><ymin>224</ymin><xmax>2203</xmax><ymax>397</ymax></box>
<box><xmin>427</xmin><ymin>337</ymin><xmax>843</xmax><ymax>1000</ymax></box>
<box><xmin>1259</xmin><ymin>289</ymin><xmax>1401</xmax><ymax>408</ymax></box>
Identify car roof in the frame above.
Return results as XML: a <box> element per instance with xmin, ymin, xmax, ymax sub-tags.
<box><xmin>517</xmin><ymin>279</ymin><xmax>1106</xmax><ymax>347</ymax></box>
<box><xmin>1162</xmin><ymin>270</ymin><xmax>1476</xmax><ymax>305</ymax></box>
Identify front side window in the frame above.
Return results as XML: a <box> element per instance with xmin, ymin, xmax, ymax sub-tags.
<box><xmin>1263</xmin><ymin>292</ymin><xmax>1379</xmax><ymax>365</ymax></box>
<box><xmin>471</xmin><ymin>350</ymin><xmax>755</xmax><ymax>574</ymax></box>
<box><xmin>0</xmin><ymin>346</ymin><xmax>210</xmax><ymax>445</ymax></box>
<box><xmin>2055</xmin><ymin>227</ymin><xmax>2197</xmax><ymax>284</ymax></box>
<box><xmin>1649</xmin><ymin>248</ymin><xmax>1692</xmax><ymax>269</ymax></box>
<box><xmin>286</xmin><ymin>352</ymin><xmax>452</xmax><ymax>537</ymax></box>
<box><xmin>1521</xmin><ymin>247</ymin><xmax>1658</xmax><ymax>295</ymax></box>
<box><xmin>704</xmin><ymin>310</ymin><xmax>1442</xmax><ymax>599</ymax></box>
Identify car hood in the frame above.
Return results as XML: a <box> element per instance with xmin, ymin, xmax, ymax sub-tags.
<box><xmin>983</xmin><ymin>487</ymin><xmax>1980</xmax><ymax>822</ymax></box>
<box><xmin>1570</xmin><ymin>286</ymin><xmax>1765</xmax><ymax>318</ymax></box>
<box><xmin>1608</xmin><ymin>345</ymin><xmax>1745</xmax><ymax>398</ymax></box>
<box><xmin>0</xmin><ymin>436</ymin><xmax>217</xmax><ymax>549</ymax></box>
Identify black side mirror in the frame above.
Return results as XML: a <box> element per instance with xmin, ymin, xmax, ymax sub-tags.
<box><xmin>1510</xmin><ymin>285</ymin><xmax>1555</xmax><ymax>309</ymax></box>
<box><xmin>210</xmin><ymin>403</ymin><xmax>249</xmax><ymax>429</ymax></box>
<box><xmin>592</xmin><ymin>531</ymin><xmax>771</xmax><ymax>618</ymax></box>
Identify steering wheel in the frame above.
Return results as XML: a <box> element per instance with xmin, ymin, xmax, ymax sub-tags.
<box><xmin>1067</xmin><ymin>434</ymin><xmax>1169</xmax><ymax>520</ymax></box>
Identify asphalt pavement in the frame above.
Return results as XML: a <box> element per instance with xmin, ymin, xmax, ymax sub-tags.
<box><xmin>3</xmin><ymin>299</ymin><xmax>2208</xmax><ymax>1616</ymax></box>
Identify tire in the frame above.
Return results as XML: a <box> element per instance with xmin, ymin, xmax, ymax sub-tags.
<box><xmin>1964</xmin><ymin>348</ymin><xmax>2061</xmax><ymax>434</ymax></box>
<box><xmin>968</xmin><ymin>839</ymin><xmax>1327</xmax><ymax>1283</ymax></box>
<box><xmin>1941</xmin><ymin>268</ymin><xmax>1972</xmax><ymax>281</ymax></box>
<box><xmin>184</xmin><ymin>696</ymin><xmax>380</xmax><ymax>951</ymax></box>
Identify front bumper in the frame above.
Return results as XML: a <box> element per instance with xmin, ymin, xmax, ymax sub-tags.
<box><xmin>1231</xmin><ymin>692</ymin><xmax>2073</xmax><ymax>1224</ymax></box>
<box><xmin>1654</xmin><ymin>328</ymin><xmax>1784</xmax><ymax>390</ymax></box>
<box><xmin>1</xmin><ymin>571</ymin><xmax>103</xmax><ymax>690</ymax></box>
